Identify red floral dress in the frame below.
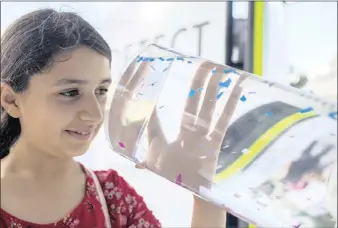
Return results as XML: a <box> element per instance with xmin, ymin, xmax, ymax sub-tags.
<box><xmin>0</xmin><ymin>167</ymin><xmax>161</xmax><ymax>228</ymax></box>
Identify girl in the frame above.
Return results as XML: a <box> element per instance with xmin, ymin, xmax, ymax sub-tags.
<box><xmin>0</xmin><ymin>9</ymin><xmax>226</xmax><ymax>228</ymax></box>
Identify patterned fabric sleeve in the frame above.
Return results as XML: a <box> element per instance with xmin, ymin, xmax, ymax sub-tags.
<box><xmin>95</xmin><ymin>169</ymin><xmax>162</xmax><ymax>228</ymax></box>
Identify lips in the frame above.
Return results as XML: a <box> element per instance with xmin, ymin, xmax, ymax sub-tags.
<box><xmin>65</xmin><ymin>129</ymin><xmax>93</xmax><ymax>141</ymax></box>
<box><xmin>68</xmin><ymin>130</ymin><xmax>90</xmax><ymax>135</ymax></box>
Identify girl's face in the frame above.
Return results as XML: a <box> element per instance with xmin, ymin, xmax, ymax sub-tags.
<box><xmin>12</xmin><ymin>46</ymin><xmax>111</xmax><ymax>158</ymax></box>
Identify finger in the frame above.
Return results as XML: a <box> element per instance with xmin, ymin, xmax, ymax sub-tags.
<box><xmin>111</xmin><ymin>59</ymin><xmax>138</xmax><ymax>103</ymax></box>
<box><xmin>116</xmin><ymin>61</ymin><xmax>150</xmax><ymax>105</ymax></box>
<box><xmin>120</xmin><ymin>58</ymin><xmax>137</xmax><ymax>86</ymax></box>
<box><xmin>211</xmin><ymin>76</ymin><xmax>246</xmax><ymax>142</ymax></box>
<box><xmin>197</xmin><ymin>65</ymin><xmax>225</xmax><ymax>134</ymax></box>
<box><xmin>146</xmin><ymin>108</ymin><xmax>166</xmax><ymax>172</ymax></box>
<box><xmin>135</xmin><ymin>161</ymin><xmax>147</xmax><ymax>169</ymax></box>
<box><xmin>181</xmin><ymin>61</ymin><xmax>215</xmax><ymax>128</ymax></box>
<box><xmin>126</xmin><ymin>61</ymin><xmax>150</xmax><ymax>92</ymax></box>
<box><xmin>148</xmin><ymin>107</ymin><xmax>166</xmax><ymax>144</ymax></box>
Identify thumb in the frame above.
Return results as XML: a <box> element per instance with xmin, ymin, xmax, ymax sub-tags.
<box><xmin>135</xmin><ymin>161</ymin><xmax>147</xmax><ymax>169</ymax></box>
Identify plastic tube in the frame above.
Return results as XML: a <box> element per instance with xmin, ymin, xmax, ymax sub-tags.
<box><xmin>106</xmin><ymin>44</ymin><xmax>337</xmax><ymax>227</ymax></box>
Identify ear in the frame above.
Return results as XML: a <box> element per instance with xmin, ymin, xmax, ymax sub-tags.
<box><xmin>0</xmin><ymin>82</ymin><xmax>20</xmax><ymax>118</ymax></box>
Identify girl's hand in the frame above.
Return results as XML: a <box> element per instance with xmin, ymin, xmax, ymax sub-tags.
<box><xmin>107</xmin><ymin>60</ymin><xmax>150</xmax><ymax>157</ymax></box>
<box><xmin>144</xmin><ymin>61</ymin><xmax>245</xmax><ymax>191</ymax></box>
<box><xmin>109</xmin><ymin>58</ymin><xmax>245</xmax><ymax>192</ymax></box>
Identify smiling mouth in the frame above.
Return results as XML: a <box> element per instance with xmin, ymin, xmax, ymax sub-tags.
<box><xmin>65</xmin><ymin>130</ymin><xmax>92</xmax><ymax>141</ymax></box>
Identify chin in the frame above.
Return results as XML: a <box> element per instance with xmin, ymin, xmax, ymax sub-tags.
<box><xmin>71</xmin><ymin>150</ymin><xmax>88</xmax><ymax>158</ymax></box>
<box><xmin>65</xmin><ymin>143</ymin><xmax>91</xmax><ymax>158</ymax></box>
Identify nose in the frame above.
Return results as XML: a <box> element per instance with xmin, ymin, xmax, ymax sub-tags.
<box><xmin>79</xmin><ymin>95</ymin><xmax>104</xmax><ymax>125</ymax></box>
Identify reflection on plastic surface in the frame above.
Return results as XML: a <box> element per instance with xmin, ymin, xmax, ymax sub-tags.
<box><xmin>106</xmin><ymin>44</ymin><xmax>337</xmax><ymax>227</ymax></box>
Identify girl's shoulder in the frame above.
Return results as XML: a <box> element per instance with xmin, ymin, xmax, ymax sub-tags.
<box><xmin>87</xmin><ymin>168</ymin><xmax>161</xmax><ymax>228</ymax></box>
<box><xmin>93</xmin><ymin>169</ymin><xmax>138</xmax><ymax>200</ymax></box>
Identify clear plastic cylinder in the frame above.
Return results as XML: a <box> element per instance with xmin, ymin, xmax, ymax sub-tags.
<box><xmin>106</xmin><ymin>44</ymin><xmax>337</xmax><ymax>227</ymax></box>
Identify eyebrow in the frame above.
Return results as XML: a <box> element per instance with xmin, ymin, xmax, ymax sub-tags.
<box><xmin>55</xmin><ymin>78</ymin><xmax>112</xmax><ymax>85</ymax></box>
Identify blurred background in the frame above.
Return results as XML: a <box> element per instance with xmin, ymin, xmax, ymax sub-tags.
<box><xmin>1</xmin><ymin>2</ymin><xmax>337</xmax><ymax>227</ymax></box>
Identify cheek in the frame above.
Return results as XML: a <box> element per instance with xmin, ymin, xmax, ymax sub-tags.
<box><xmin>20</xmin><ymin>98</ymin><xmax>76</xmax><ymax>135</ymax></box>
<box><xmin>48</xmin><ymin>99</ymin><xmax>78</xmax><ymax>120</ymax></box>
<box><xmin>20</xmin><ymin>107</ymin><xmax>57</xmax><ymax>141</ymax></box>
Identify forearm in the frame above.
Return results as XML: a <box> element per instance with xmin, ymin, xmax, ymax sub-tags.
<box><xmin>191</xmin><ymin>195</ymin><xmax>227</xmax><ymax>228</ymax></box>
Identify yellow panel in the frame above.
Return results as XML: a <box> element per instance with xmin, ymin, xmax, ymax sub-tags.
<box><xmin>250</xmin><ymin>3</ymin><xmax>264</xmax><ymax>226</ymax></box>
<box><xmin>215</xmin><ymin>111</ymin><xmax>316</xmax><ymax>182</ymax></box>
<box><xmin>253</xmin><ymin>1</ymin><xmax>264</xmax><ymax>77</ymax></box>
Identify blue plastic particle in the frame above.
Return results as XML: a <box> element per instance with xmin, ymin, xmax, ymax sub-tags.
<box><xmin>265</xmin><ymin>112</ymin><xmax>272</xmax><ymax>117</ymax></box>
<box><xmin>224</xmin><ymin>69</ymin><xmax>239</xmax><ymax>75</ymax></box>
<box><xmin>162</xmin><ymin>67</ymin><xmax>168</xmax><ymax>72</ymax></box>
<box><xmin>177</xmin><ymin>57</ymin><xmax>184</xmax><ymax>61</ymax></box>
<box><xmin>187</xmin><ymin>61</ymin><xmax>193</xmax><ymax>64</ymax></box>
<box><xmin>240</xmin><ymin>95</ymin><xmax>247</xmax><ymax>102</ymax></box>
<box><xmin>167</xmin><ymin>58</ymin><xmax>174</xmax><ymax>62</ymax></box>
<box><xmin>137</xmin><ymin>56</ymin><xmax>144</xmax><ymax>63</ymax></box>
<box><xmin>197</xmin><ymin>87</ymin><xmax>203</xmax><ymax>92</ymax></box>
<box><xmin>329</xmin><ymin>111</ymin><xmax>337</xmax><ymax>120</ymax></box>
<box><xmin>150</xmin><ymin>66</ymin><xmax>156</xmax><ymax>70</ymax></box>
<box><xmin>189</xmin><ymin>89</ymin><xmax>195</xmax><ymax>97</ymax></box>
<box><xmin>159</xmin><ymin>57</ymin><xmax>165</xmax><ymax>61</ymax></box>
<box><xmin>212</xmin><ymin>69</ymin><xmax>217</xmax><ymax>74</ymax></box>
<box><xmin>219</xmin><ymin>78</ymin><xmax>232</xmax><ymax>88</ymax></box>
<box><xmin>148</xmin><ymin>57</ymin><xmax>155</xmax><ymax>62</ymax></box>
<box><xmin>299</xmin><ymin>107</ymin><xmax>313</xmax><ymax>113</ymax></box>
<box><xmin>216</xmin><ymin>91</ymin><xmax>224</xmax><ymax>100</ymax></box>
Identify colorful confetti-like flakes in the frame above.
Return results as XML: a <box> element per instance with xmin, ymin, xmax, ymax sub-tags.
<box><xmin>216</xmin><ymin>91</ymin><xmax>224</xmax><ymax>100</ymax></box>
<box><xmin>189</xmin><ymin>89</ymin><xmax>195</xmax><ymax>97</ymax></box>
<box><xmin>265</xmin><ymin>112</ymin><xmax>273</xmax><ymax>117</ymax></box>
<box><xmin>240</xmin><ymin>95</ymin><xmax>247</xmax><ymax>102</ymax></box>
<box><xmin>299</xmin><ymin>107</ymin><xmax>313</xmax><ymax>113</ymax></box>
<box><xmin>329</xmin><ymin>111</ymin><xmax>337</xmax><ymax>119</ymax></box>
<box><xmin>176</xmin><ymin>174</ymin><xmax>182</xmax><ymax>185</ymax></box>
<box><xmin>218</xmin><ymin>78</ymin><xmax>232</xmax><ymax>88</ymax></box>
<box><xmin>118</xmin><ymin>142</ymin><xmax>125</xmax><ymax>148</ymax></box>
<box><xmin>223</xmin><ymin>69</ymin><xmax>239</xmax><ymax>75</ymax></box>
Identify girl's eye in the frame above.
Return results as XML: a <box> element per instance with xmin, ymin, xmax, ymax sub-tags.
<box><xmin>97</xmin><ymin>88</ymin><xmax>108</xmax><ymax>95</ymax></box>
<box><xmin>60</xmin><ymin>89</ymin><xmax>79</xmax><ymax>97</ymax></box>
<box><xmin>59</xmin><ymin>88</ymin><xmax>108</xmax><ymax>98</ymax></box>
